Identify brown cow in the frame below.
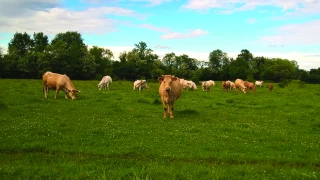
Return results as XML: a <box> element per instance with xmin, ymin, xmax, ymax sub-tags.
<box><xmin>235</xmin><ymin>79</ymin><xmax>247</xmax><ymax>93</ymax></box>
<box><xmin>42</xmin><ymin>71</ymin><xmax>80</xmax><ymax>100</ymax></box>
<box><xmin>158</xmin><ymin>75</ymin><xmax>183</xmax><ymax>118</ymax></box>
<box><xmin>269</xmin><ymin>83</ymin><xmax>273</xmax><ymax>91</ymax></box>
<box><xmin>244</xmin><ymin>81</ymin><xmax>255</xmax><ymax>93</ymax></box>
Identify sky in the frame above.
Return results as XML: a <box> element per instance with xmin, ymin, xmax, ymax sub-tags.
<box><xmin>0</xmin><ymin>0</ymin><xmax>319</xmax><ymax>70</ymax></box>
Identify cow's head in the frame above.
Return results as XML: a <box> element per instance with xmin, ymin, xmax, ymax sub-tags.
<box><xmin>158</xmin><ymin>75</ymin><xmax>177</xmax><ymax>91</ymax></box>
<box><xmin>68</xmin><ymin>89</ymin><xmax>80</xmax><ymax>100</ymax></box>
<box><xmin>98</xmin><ymin>84</ymin><xmax>103</xmax><ymax>90</ymax></box>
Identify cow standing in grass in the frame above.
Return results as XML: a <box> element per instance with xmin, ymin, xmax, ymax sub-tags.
<box><xmin>269</xmin><ymin>83</ymin><xmax>273</xmax><ymax>91</ymax></box>
<box><xmin>255</xmin><ymin>81</ymin><xmax>264</xmax><ymax>87</ymax></box>
<box><xmin>98</xmin><ymin>75</ymin><xmax>112</xmax><ymax>90</ymax></box>
<box><xmin>133</xmin><ymin>80</ymin><xmax>149</xmax><ymax>91</ymax></box>
<box><xmin>202</xmin><ymin>80</ymin><xmax>215</xmax><ymax>92</ymax></box>
<box><xmin>235</xmin><ymin>79</ymin><xmax>247</xmax><ymax>93</ymax></box>
<box><xmin>158</xmin><ymin>75</ymin><xmax>182</xmax><ymax>118</ymax></box>
<box><xmin>42</xmin><ymin>71</ymin><xmax>80</xmax><ymax>100</ymax></box>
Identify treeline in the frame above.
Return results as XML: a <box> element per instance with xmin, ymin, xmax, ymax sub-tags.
<box><xmin>0</xmin><ymin>31</ymin><xmax>319</xmax><ymax>83</ymax></box>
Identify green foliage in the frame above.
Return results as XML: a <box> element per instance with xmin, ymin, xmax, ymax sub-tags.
<box><xmin>0</xmin><ymin>79</ymin><xmax>319</xmax><ymax>179</ymax></box>
<box><xmin>278</xmin><ymin>79</ymin><xmax>290</xmax><ymax>88</ymax></box>
<box><xmin>0</xmin><ymin>32</ymin><xmax>318</xmax><ymax>83</ymax></box>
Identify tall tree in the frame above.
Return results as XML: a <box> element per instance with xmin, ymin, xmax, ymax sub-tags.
<box><xmin>89</xmin><ymin>46</ymin><xmax>114</xmax><ymax>79</ymax></box>
<box><xmin>162</xmin><ymin>52</ymin><xmax>176</xmax><ymax>74</ymax></box>
<box><xmin>208</xmin><ymin>49</ymin><xmax>229</xmax><ymax>72</ymax></box>
<box><xmin>49</xmin><ymin>31</ymin><xmax>96</xmax><ymax>79</ymax></box>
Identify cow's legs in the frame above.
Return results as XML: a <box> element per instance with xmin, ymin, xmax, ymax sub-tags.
<box><xmin>168</xmin><ymin>104</ymin><xmax>174</xmax><ymax>118</ymax></box>
<box><xmin>43</xmin><ymin>84</ymin><xmax>48</xmax><ymax>98</ymax></box>
<box><xmin>162</xmin><ymin>98</ymin><xmax>168</xmax><ymax>118</ymax></box>
<box><xmin>64</xmin><ymin>91</ymin><xmax>68</xmax><ymax>99</ymax></box>
<box><xmin>55</xmin><ymin>87</ymin><xmax>60</xmax><ymax>99</ymax></box>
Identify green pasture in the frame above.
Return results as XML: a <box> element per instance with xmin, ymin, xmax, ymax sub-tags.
<box><xmin>0</xmin><ymin>79</ymin><xmax>319</xmax><ymax>179</ymax></box>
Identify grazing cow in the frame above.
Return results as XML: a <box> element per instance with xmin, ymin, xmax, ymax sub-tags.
<box><xmin>255</xmin><ymin>81</ymin><xmax>264</xmax><ymax>87</ymax></box>
<box><xmin>133</xmin><ymin>80</ymin><xmax>149</xmax><ymax>91</ymax></box>
<box><xmin>98</xmin><ymin>75</ymin><xmax>112</xmax><ymax>90</ymax></box>
<box><xmin>229</xmin><ymin>81</ymin><xmax>236</xmax><ymax>90</ymax></box>
<box><xmin>235</xmin><ymin>79</ymin><xmax>247</xmax><ymax>93</ymax></box>
<box><xmin>269</xmin><ymin>83</ymin><xmax>273</xmax><ymax>91</ymax></box>
<box><xmin>158</xmin><ymin>75</ymin><xmax>183</xmax><ymax>118</ymax></box>
<box><xmin>222</xmin><ymin>80</ymin><xmax>234</xmax><ymax>91</ymax></box>
<box><xmin>245</xmin><ymin>81</ymin><xmax>255</xmax><ymax>93</ymax></box>
<box><xmin>179</xmin><ymin>79</ymin><xmax>188</xmax><ymax>89</ymax></box>
<box><xmin>42</xmin><ymin>71</ymin><xmax>80</xmax><ymax>100</ymax></box>
<box><xmin>186</xmin><ymin>81</ymin><xmax>198</xmax><ymax>90</ymax></box>
<box><xmin>201</xmin><ymin>80</ymin><xmax>215</xmax><ymax>92</ymax></box>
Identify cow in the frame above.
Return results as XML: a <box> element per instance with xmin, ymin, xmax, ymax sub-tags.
<box><xmin>158</xmin><ymin>75</ymin><xmax>183</xmax><ymax>118</ymax></box>
<box><xmin>244</xmin><ymin>81</ymin><xmax>255</xmax><ymax>93</ymax></box>
<box><xmin>229</xmin><ymin>81</ymin><xmax>236</xmax><ymax>90</ymax></box>
<box><xmin>255</xmin><ymin>81</ymin><xmax>264</xmax><ymax>87</ymax></box>
<box><xmin>133</xmin><ymin>80</ymin><xmax>149</xmax><ymax>91</ymax></box>
<box><xmin>269</xmin><ymin>83</ymin><xmax>273</xmax><ymax>91</ymax></box>
<box><xmin>201</xmin><ymin>80</ymin><xmax>215</xmax><ymax>92</ymax></box>
<box><xmin>235</xmin><ymin>79</ymin><xmax>247</xmax><ymax>93</ymax></box>
<box><xmin>179</xmin><ymin>79</ymin><xmax>189</xmax><ymax>89</ymax></box>
<box><xmin>222</xmin><ymin>80</ymin><xmax>234</xmax><ymax>91</ymax></box>
<box><xmin>42</xmin><ymin>71</ymin><xmax>80</xmax><ymax>100</ymax></box>
<box><xmin>186</xmin><ymin>80</ymin><xmax>198</xmax><ymax>90</ymax></box>
<box><xmin>98</xmin><ymin>75</ymin><xmax>112</xmax><ymax>90</ymax></box>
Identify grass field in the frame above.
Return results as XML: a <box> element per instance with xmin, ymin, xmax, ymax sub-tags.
<box><xmin>0</xmin><ymin>79</ymin><xmax>319</xmax><ymax>179</ymax></box>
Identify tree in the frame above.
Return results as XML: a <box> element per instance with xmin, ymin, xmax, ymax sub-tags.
<box><xmin>162</xmin><ymin>52</ymin><xmax>176</xmax><ymax>74</ymax></box>
<box><xmin>208</xmin><ymin>49</ymin><xmax>229</xmax><ymax>72</ymax></box>
<box><xmin>49</xmin><ymin>31</ymin><xmax>96</xmax><ymax>79</ymax></box>
<box><xmin>89</xmin><ymin>46</ymin><xmax>114</xmax><ymax>79</ymax></box>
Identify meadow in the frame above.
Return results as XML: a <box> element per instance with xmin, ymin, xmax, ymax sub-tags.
<box><xmin>0</xmin><ymin>79</ymin><xmax>319</xmax><ymax>179</ymax></box>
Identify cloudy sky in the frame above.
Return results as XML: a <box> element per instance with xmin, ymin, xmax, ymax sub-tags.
<box><xmin>0</xmin><ymin>0</ymin><xmax>319</xmax><ymax>70</ymax></box>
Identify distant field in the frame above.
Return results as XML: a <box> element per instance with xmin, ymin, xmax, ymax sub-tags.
<box><xmin>0</xmin><ymin>79</ymin><xmax>319</xmax><ymax>179</ymax></box>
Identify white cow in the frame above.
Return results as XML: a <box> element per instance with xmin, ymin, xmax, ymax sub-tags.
<box><xmin>255</xmin><ymin>81</ymin><xmax>264</xmax><ymax>87</ymax></box>
<box><xmin>98</xmin><ymin>76</ymin><xmax>112</xmax><ymax>90</ymax></box>
<box><xmin>186</xmin><ymin>81</ymin><xmax>198</xmax><ymax>90</ymax></box>
<box><xmin>179</xmin><ymin>79</ymin><xmax>189</xmax><ymax>89</ymax></box>
<box><xmin>201</xmin><ymin>80</ymin><xmax>215</xmax><ymax>92</ymax></box>
<box><xmin>133</xmin><ymin>80</ymin><xmax>149</xmax><ymax>91</ymax></box>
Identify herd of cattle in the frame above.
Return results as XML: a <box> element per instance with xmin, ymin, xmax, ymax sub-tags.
<box><xmin>42</xmin><ymin>71</ymin><xmax>274</xmax><ymax>118</ymax></box>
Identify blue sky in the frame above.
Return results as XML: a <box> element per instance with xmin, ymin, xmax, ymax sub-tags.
<box><xmin>0</xmin><ymin>0</ymin><xmax>319</xmax><ymax>70</ymax></box>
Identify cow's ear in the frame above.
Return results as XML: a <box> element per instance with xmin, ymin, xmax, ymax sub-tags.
<box><xmin>158</xmin><ymin>76</ymin><xmax>164</xmax><ymax>83</ymax></box>
<box><xmin>172</xmin><ymin>77</ymin><xmax>177</xmax><ymax>81</ymax></box>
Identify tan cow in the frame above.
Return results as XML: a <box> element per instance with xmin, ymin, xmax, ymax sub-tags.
<box><xmin>42</xmin><ymin>71</ymin><xmax>80</xmax><ymax>100</ymax></box>
<box><xmin>269</xmin><ymin>83</ymin><xmax>273</xmax><ymax>91</ymax></box>
<box><xmin>158</xmin><ymin>75</ymin><xmax>183</xmax><ymax>118</ymax></box>
<box><xmin>201</xmin><ymin>80</ymin><xmax>215</xmax><ymax>92</ymax></box>
<box><xmin>235</xmin><ymin>79</ymin><xmax>247</xmax><ymax>93</ymax></box>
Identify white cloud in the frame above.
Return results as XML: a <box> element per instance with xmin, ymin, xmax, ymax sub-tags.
<box><xmin>260</xmin><ymin>20</ymin><xmax>320</xmax><ymax>45</ymax></box>
<box><xmin>182</xmin><ymin>0</ymin><xmax>320</xmax><ymax>16</ymax></box>
<box><xmin>161</xmin><ymin>29</ymin><xmax>209</xmax><ymax>39</ymax></box>
<box><xmin>0</xmin><ymin>6</ymin><xmax>142</xmax><ymax>35</ymax></box>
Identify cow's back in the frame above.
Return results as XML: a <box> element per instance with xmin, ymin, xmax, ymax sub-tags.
<box><xmin>44</xmin><ymin>72</ymin><xmax>65</xmax><ymax>89</ymax></box>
